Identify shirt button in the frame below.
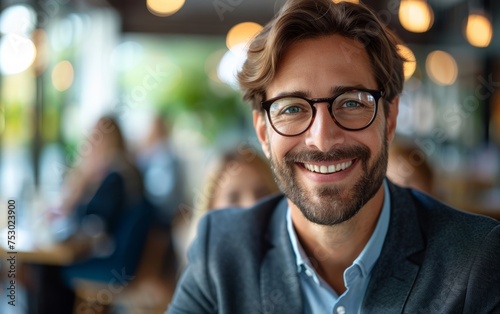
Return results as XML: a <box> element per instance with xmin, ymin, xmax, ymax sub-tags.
<box><xmin>336</xmin><ymin>306</ymin><xmax>346</xmax><ymax>314</ymax></box>
<box><xmin>304</xmin><ymin>268</ymin><xmax>313</xmax><ymax>277</ymax></box>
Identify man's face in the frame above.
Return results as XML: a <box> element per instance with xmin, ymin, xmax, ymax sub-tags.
<box><xmin>254</xmin><ymin>35</ymin><xmax>398</xmax><ymax>225</ymax></box>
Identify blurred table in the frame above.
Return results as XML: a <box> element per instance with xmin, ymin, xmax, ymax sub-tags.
<box><xmin>0</xmin><ymin>228</ymin><xmax>99</xmax><ymax>314</ymax></box>
<box><xmin>0</xmin><ymin>235</ymin><xmax>95</xmax><ymax>266</ymax></box>
<box><xmin>0</xmin><ymin>207</ymin><xmax>103</xmax><ymax>265</ymax></box>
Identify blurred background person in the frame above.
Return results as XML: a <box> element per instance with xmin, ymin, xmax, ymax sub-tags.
<box><xmin>197</xmin><ymin>144</ymin><xmax>279</xmax><ymax>211</ymax></box>
<box><xmin>32</xmin><ymin>115</ymin><xmax>151</xmax><ymax>314</ymax></box>
<box><xmin>174</xmin><ymin>143</ymin><xmax>280</xmax><ymax>271</ymax></box>
<box><xmin>135</xmin><ymin>113</ymin><xmax>186</xmax><ymax>227</ymax></box>
<box><xmin>131</xmin><ymin>113</ymin><xmax>187</xmax><ymax>301</ymax></box>
<box><xmin>57</xmin><ymin>115</ymin><xmax>144</xmax><ymax>232</ymax></box>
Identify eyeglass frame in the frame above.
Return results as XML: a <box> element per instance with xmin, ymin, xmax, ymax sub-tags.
<box><xmin>260</xmin><ymin>88</ymin><xmax>385</xmax><ymax>137</ymax></box>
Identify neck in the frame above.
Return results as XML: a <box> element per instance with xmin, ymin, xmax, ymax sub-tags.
<box><xmin>290</xmin><ymin>184</ymin><xmax>385</xmax><ymax>294</ymax></box>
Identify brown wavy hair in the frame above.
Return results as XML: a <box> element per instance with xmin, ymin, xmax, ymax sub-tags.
<box><xmin>237</xmin><ymin>0</ymin><xmax>405</xmax><ymax>116</ymax></box>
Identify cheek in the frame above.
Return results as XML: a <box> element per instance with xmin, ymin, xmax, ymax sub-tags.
<box><xmin>259</xmin><ymin>108</ymin><xmax>311</xmax><ymax>159</ymax></box>
<box><xmin>267</xmin><ymin>131</ymin><xmax>301</xmax><ymax>159</ymax></box>
<box><xmin>351</xmin><ymin>120</ymin><xmax>386</xmax><ymax>154</ymax></box>
<box><xmin>364</xmin><ymin>110</ymin><xmax>389</xmax><ymax>144</ymax></box>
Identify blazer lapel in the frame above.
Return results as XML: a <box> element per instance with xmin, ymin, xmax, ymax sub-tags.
<box><xmin>362</xmin><ymin>181</ymin><xmax>425</xmax><ymax>313</ymax></box>
<box><xmin>260</xmin><ymin>199</ymin><xmax>303</xmax><ymax>314</ymax></box>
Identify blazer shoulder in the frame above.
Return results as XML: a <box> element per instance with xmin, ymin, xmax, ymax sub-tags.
<box><xmin>410</xmin><ymin>188</ymin><xmax>499</xmax><ymax>232</ymax></box>
<box><xmin>171</xmin><ymin>194</ymin><xmax>287</xmax><ymax>313</ymax></box>
<box><xmin>387</xmin><ymin>182</ymin><xmax>499</xmax><ymax>260</ymax></box>
<box><xmin>400</xmin><ymin>187</ymin><xmax>500</xmax><ymax>265</ymax></box>
<box><xmin>356</xmin><ymin>183</ymin><xmax>500</xmax><ymax>313</ymax></box>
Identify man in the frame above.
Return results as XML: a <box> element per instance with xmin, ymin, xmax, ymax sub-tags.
<box><xmin>168</xmin><ymin>0</ymin><xmax>500</xmax><ymax>313</ymax></box>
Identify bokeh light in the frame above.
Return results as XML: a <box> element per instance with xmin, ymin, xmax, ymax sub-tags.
<box><xmin>218</xmin><ymin>44</ymin><xmax>247</xmax><ymax>89</ymax></box>
<box><xmin>397</xmin><ymin>44</ymin><xmax>417</xmax><ymax>80</ymax></box>
<box><xmin>52</xmin><ymin>60</ymin><xmax>74</xmax><ymax>91</ymax></box>
<box><xmin>426</xmin><ymin>50</ymin><xmax>458</xmax><ymax>86</ymax></box>
<box><xmin>147</xmin><ymin>0</ymin><xmax>185</xmax><ymax>17</ymax></box>
<box><xmin>465</xmin><ymin>13</ymin><xmax>493</xmax><ymax>48</ymax></box>
<box><xmin>32</xmin><ymin>29</ymin><xmax>49</xmax><ymax>75</ymax></box>
<box><xmin>0</xmin><ymin>34</ymin><xmax>37</xmax><ymax>75</ymax></box>
<box><xmin>399</xmin><ymin>0</ymin><xmax>434</xmax><ymax>33</ymax></box>
<box><xmin>226</xmin><ymin>22</ymin><xmax>263</xmax><ymax>52</ymax></box>
<box><xmin>332</xmin><ymin>0</ymin><xmax>359</xmax><ymax>3</ymax></box>
<box><xmin>0</xmin><ymin>4</ymin><xmax>37</xmax><ymax>35</ymax></box>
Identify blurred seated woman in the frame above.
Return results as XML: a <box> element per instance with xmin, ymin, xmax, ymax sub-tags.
<box><xmin>58</xmin><ymin>115</ymin><xmax>144</xmax><ymax>236</ymax></box>
<box><xmin>35</xmin><ymin>115</ymin><xmax>151</xmax><ymax>314</ymax></box>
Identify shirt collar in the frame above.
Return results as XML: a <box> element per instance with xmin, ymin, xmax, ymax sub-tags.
<box><xmin>286</xmin><ymin>179</ymin><xmax>391</xmax><ymax>277</ymax></box>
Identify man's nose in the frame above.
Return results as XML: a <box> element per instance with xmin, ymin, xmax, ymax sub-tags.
<box><xmin>304</xmin><ymin>103</ymin><xmax>345</xmax><ymax>152</ymax></box>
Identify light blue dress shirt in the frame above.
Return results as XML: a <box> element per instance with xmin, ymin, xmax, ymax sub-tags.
<box><xmin>286</xmin><ymin>180</ymin><xmax>391</xmax><ymax>314</ymax></box>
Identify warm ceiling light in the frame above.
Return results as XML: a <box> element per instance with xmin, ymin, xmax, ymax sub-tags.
<box><xmin>332</xmin><ymin>0</ymin><xmax>359</xmax><ymax>3</ymax></box>
<box><xmin>226</xmin><ymin>22</ymin><xmax>263</xmax><ymax>51</ymax></box>
<box><xmin>147</xmin><ymin>0</ymin><xmax>185</xmax><ymax>17</ymax></box>
<box><xmin>426</xmin><ymin>50</ymin><xmax>458</xmax><ymax>86</ymax></box>
<box><xmin>465</xmin><ymin>13</ymin><xmax>493</xmax><ymax>48</ymax></box>
<box><xmin>397</xmin><ymin>44</ymin><xmax>416</xmax><ymax>80</ymax></box>
<box><xmin>399</xmin><ymin>0</ymin><xmax>434</xmax><ymax>33</ymax></box>
<box><xmin>52</xmin><ymin>60</ymin><xmax>74</xmax><ymax>91</ymax></box>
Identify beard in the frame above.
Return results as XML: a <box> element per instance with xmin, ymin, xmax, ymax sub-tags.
<box><xmin>268</xmin><ymin>136</ymin><xmax>388</xmax><ymax>226</ymax></box>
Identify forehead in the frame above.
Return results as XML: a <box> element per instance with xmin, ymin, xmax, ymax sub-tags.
<box><xmin>267</xmin><ymin>34</ymin><xmax>377</xmax><ymax>98</ymax></box>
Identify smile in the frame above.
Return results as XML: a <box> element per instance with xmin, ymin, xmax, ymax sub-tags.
<box><xmin>303</xmin><ymin>160</ymin><xmax>353</xmax><ymax>174</ymax></box>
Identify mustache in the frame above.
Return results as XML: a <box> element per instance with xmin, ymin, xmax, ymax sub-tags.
<box><xmin>283</xmin><ymin>145</ymin><xmax>371</xmax><ymax>163</ymax></box>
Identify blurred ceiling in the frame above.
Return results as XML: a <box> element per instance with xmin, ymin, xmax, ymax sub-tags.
<box><xmin>105</xmin><ymin>0</ymin><xmax>283</xmax><ymax>36</ymax></box>
<box><xmin>103</xmin><ymin>0</ymin><xmax>499</xmax><ymax>51</ymax></box>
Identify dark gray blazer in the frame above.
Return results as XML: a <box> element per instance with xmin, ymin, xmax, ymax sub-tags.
<box><xmin>168</xmin><ymin>181</ymin><xmax>500</xmax><ymax>313</ymax></box>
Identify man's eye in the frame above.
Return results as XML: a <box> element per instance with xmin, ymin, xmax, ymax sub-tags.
<box><xmin>342</xmin><ymin>100</ymin><xmax>362</xmax><ymax>108</ymax></box>
<box><xmin>271</xmin><ymin>99</ymin><xmax>309</xmax><ymax>116</ymax></box>
<box><xmin>282</xmin><ymin>105</ymin><xmax>303</xmax><ymax>114</ymax></box>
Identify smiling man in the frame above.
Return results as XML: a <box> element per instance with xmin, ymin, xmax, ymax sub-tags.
<box><xmin>167</xmin><ymin>1</ymin><xmax>500</xmax><ymax>313</ymax></box>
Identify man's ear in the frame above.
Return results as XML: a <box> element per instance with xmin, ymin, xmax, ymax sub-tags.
<box><xmin>253</xmin><ymin>110</ymin><xmax>270</xmax><ymax>158</ymax></box>
<box><xmin>386</xmin><ymin>95</ymin><xmax>399</xmax><ymax>144</ymax></box>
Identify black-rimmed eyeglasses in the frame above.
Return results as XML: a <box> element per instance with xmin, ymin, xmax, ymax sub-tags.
<box><xmin>261</xmin><ymin>89</ymin><xmax>384</xmax><ymax>137</ymax></box>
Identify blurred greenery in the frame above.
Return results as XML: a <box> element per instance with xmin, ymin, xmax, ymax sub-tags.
<box><xmin>2</xmin><ymin>101</ymin><xmax>29</xmax><ymax>145</ymax></box>
<box><xmin>120</xmin><ymin>35</ymin><xmax>249</xmax><ymax>143</ymax></box>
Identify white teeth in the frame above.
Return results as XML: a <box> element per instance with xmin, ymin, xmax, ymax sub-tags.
<box><xmin>304</xmin><ymin>160</ymin><xmax>353</xmax><ymax>174</ymax></box>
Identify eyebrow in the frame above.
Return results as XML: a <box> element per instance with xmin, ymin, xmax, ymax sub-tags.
<box><xmin>331</xmin><ymin>85</ymin><xmax>368</xmax><ymax>95</ymax></box>
<box><xmin>271</xmin><ymin>85</ymin><xmax>370</xmax><ymax>99</ymax></box>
